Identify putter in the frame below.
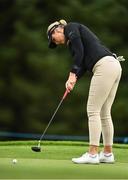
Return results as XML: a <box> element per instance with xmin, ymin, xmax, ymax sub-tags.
<box><xmin>31</xmin><ymin>89</ymin><xmax>69</xmax><ymax>152</ymax></box>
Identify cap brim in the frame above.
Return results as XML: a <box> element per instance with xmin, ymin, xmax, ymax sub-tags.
<box><xmin>48</xmin><ymin>34</ymin><xmax>57</xmax><ymax>49</ymax></box>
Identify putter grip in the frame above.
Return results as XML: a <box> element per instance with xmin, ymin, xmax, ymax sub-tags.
<box><xmin>62</xmin><ymin>90</ymin><xmax>69</xmax><ymax>100</ymax></box>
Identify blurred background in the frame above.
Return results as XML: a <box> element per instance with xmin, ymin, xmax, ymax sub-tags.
<box><xmin>0</xmin><ymin>0</ymin><xmax>128</xmax><ymax>142</ymax></box>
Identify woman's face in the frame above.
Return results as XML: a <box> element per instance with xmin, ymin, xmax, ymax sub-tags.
<box><xmin>51</xmin><ymin>27</ymin><xmax>65</xmax><ymax>45</ymax></box>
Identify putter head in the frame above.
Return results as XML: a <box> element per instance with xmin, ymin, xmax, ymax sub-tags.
<box><xmin>31</xmin><ymin>146</ymin><xmax>41</xmax><ymax>152</ymax></box>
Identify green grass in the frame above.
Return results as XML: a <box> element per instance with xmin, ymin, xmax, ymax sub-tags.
<box><xmin>0</xmin><ymin>141</ymin><xmax>128</xmax><ymax>179</ymax></box>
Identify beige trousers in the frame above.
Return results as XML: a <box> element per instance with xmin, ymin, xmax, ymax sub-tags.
<box><xmin>87</xmin><ymin>56</ymin><xmax>122</xmax><ymax>146</ymax></box>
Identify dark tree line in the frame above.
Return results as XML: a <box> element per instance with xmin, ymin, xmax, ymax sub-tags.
<box><xmin>0</xmin><ymin>0</ymin><xmax>128</xmax><ymax>137</ymax></box>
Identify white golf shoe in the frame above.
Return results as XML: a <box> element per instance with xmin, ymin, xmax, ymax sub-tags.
<box><xmin>99</xmin><ymin>152</ymin><xmax>115</xmax><ymax>163</ymax></box>
<box><xmin>72</xmin><ymin>152</ymin><xmax>99</xmax><ymax>164</ymax></box>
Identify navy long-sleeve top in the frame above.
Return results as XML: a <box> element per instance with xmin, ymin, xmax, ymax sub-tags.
<box><xmin>64</xmin><ymin>22</ymin><xmax>113</xmax><ymax>78</ymax></box>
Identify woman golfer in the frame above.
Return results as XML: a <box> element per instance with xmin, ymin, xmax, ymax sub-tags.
<box><xmin>47</xmin><ymin>20</ymin><xmax>122</xmax><ymax>164</ymax></box>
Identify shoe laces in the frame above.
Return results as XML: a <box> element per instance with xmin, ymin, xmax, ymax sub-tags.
<box><xmin>82</xmin><ymin>152</ymin><xmax>97</xmax><ymax>158</ymax></box>
<box><xmin>81</xmin><ymin>153</ymin><xmax>88</xmax><ymax>158</ymax></box>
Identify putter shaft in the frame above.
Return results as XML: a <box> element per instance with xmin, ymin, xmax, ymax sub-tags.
<box><xmin>38</xmin><ymin>90</ymin><xmax>69</xmax><ymax>147</ymax></box>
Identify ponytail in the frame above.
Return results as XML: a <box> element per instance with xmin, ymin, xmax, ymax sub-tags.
<box><xmin>59</xmin><ymin>19</ymin><xmax>67</xmax><ymax>26</ymax></box>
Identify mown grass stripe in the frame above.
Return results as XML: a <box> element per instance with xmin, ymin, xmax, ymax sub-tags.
<box><xmin>0</xmin><ymin>140</ymin><xmax>127</xmax><ymax>149</ymax></box>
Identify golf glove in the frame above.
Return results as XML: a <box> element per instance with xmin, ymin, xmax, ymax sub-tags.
<box><xmin>113</xmin><ymin>53</ymin><xmax>125</xmax><ymax>61</ymax></box>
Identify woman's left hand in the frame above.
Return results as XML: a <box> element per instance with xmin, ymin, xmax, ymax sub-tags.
<box><xmin>65</xmin><ymin>72</ymin><xmax>77</xmax><ymax>93</ymax></box>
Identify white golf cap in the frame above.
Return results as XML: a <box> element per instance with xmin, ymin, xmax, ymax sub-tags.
<box><xmin>47</xmin><ymin>21</ymin><xmax>60</xmax><ymax>48</ymax></box>
<box><xmin>47</xmin><ymin>21</ymin><xmax>60</xmax><ymax>35</ymax></box>
<box><xmin>47</xmin><ymin>20</ymin><xmax>67</xmax><ymax>48</ymax></box>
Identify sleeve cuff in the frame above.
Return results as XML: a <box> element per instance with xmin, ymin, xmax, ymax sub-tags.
<box><xmin>71</xmin><ymin>65</ymin><xmax>81</xmax><ymax>74</ymax></box>
<box><xmin>71</xmin><ymin>65</ymin><xmax>86</xmax><ymax>79</ymax></box>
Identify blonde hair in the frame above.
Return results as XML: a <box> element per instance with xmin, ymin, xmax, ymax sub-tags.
<box><xmin>59</xmin><ymin>19</ymin><xmax>67</xmax><ymax>26</ymax></box>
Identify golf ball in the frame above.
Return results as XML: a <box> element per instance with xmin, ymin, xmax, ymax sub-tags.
<box><xmin>12</xmin><ymin>159</ymin><xmax>17</xmax><ymax>164</ymax></box>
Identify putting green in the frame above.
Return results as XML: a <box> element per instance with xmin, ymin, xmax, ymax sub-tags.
<box><xmin>0</xmin><ymin>141</ymin><xmax>128</xmax><ymax>179</ymax></box>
